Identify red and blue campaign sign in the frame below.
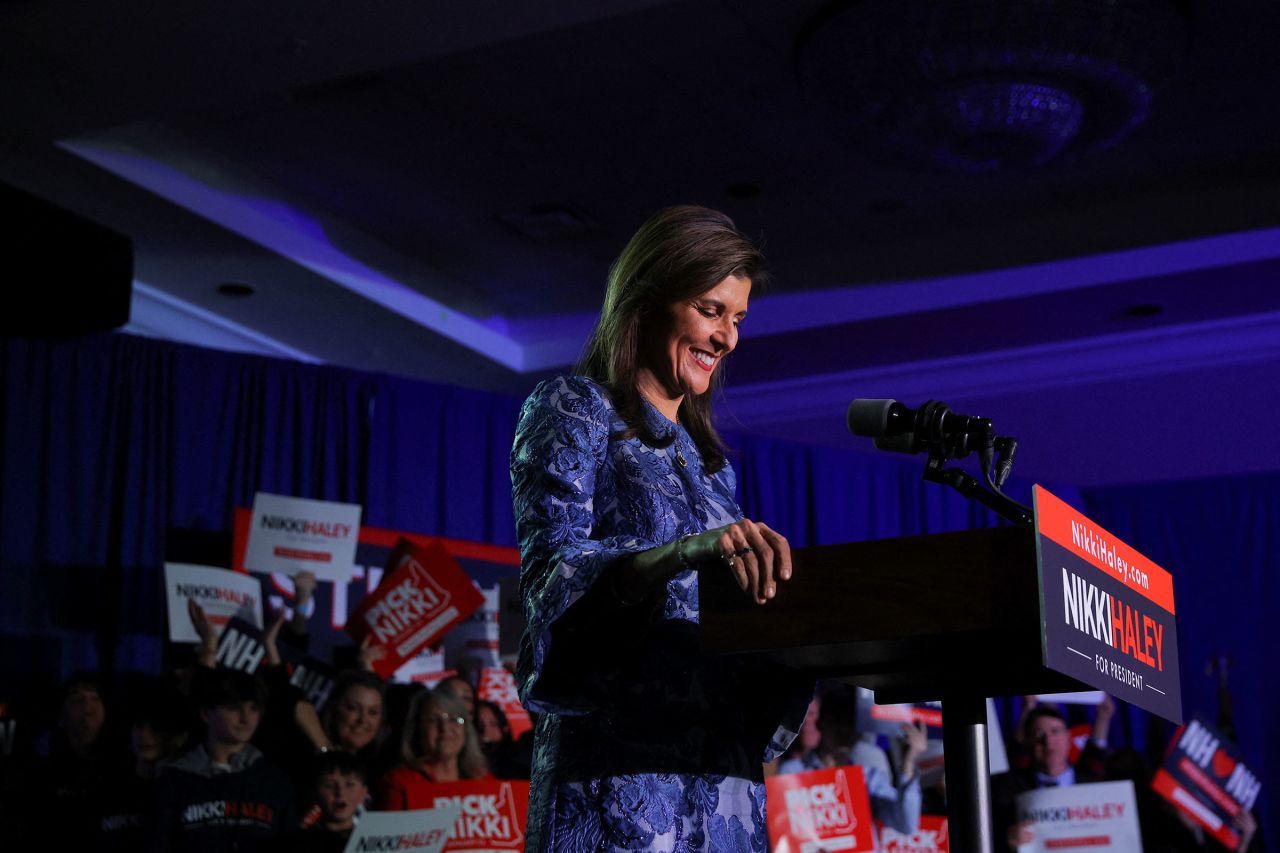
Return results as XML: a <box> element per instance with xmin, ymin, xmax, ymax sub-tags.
<box><xmin>347</xmin><ymin>538</ymin><xmax>486</xmax><ymax>679</ymax></box>
<box><xmin>477</xmin><ymin>665</ymin><xmax>533</xmax><ymax>740</ymax></box>
<box><xmin>766</xmin><ymin>765</ymin><xmax>876</xmax><ymax>853</ymax></box>
<box><xmin>379</xmin><ymin>779</ymin><xmax>530</xmax><ymax>852</ymax></box>
<box><xmin>878</xmin><ymin>814</ymin><xmax>949</xmax><ymax>852</ymax></box>
<box><xmin>856</xmin><ymin>694</ymin><xmax>943</xmax><ymax>738</ymax></box>
<box><xmin>1033</xmin><ymin>486</ymin><xmax>1182</xmax><ymax>722</ymax></box>
<box><xmin>1152</xmin><ymin>715</ymin><xmax>1261</xmax><ymax>850</ymax></box>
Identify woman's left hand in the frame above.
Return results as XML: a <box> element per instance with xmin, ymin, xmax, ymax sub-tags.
<box><xmin>684</xmin><ymin>517</ymin><xmax>792</xmax><ymax>605</ymax></box>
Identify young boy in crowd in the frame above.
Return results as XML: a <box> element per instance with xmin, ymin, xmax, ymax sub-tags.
<box><xmin>271</xmin><ymin>751</ymin><xmax>369</xmax><ymax>853</ymax></box>
<box><xmin>148</xmin><ymin>668</ymin><xmax>295</xmax><ymax>852</ymax></box>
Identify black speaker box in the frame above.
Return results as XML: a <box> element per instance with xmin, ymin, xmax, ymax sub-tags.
<box><xmin>1</xmin><ymin>181</ymin><xmax>134</xmax><ymax>336</ymax></box>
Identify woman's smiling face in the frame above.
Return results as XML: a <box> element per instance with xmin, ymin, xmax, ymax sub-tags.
<box><xmin>636</xmin><ymin>273</ymin><xmax>750</xmax><ymax>418</ymax></box>
<box><xmin>332</xmin><ymin>684</ymin><xmax>382</xmax><ymax>752</ymax></box>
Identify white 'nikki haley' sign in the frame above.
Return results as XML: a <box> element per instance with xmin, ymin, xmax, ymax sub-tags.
<box><xmin>1015</xmin><ymin>780</ymin><xmax>1142</xmax><ymax>853</ymax></box>
<box><xmin>163</xmin><ymin>562</ymin><xmax>263</xmax><ymax>643</ymax></box>
<box><xmin>244</xmin><ymin>491</ymin><xmax>362</xmax><ymax>582</ymax></box>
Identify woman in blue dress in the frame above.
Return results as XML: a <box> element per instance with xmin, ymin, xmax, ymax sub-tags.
<box><xmin>511</xmin><ymin>206</ymin><xmax>813</xmax><ymax>852</ymax></box>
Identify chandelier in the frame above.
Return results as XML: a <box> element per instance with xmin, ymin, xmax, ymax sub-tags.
<box><xmin>797</xmin><ymin>0</ymin><xmax>1191</xmax><ymax>171</ymax></box>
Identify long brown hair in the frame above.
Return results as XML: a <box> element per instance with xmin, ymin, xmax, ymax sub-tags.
<box><xmin>400</xmin><ymin>688</ymin><xmax>488</xmax><ymax>780</ymax></box>
<box><xmin>576</xmin><ymin>205</ymin><xmax>769</xmax><ymax>473</ymax></box>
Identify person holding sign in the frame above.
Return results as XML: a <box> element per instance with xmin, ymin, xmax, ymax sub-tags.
<box><xmin>777</xmin><ymin>687</ymin><xmax>925</xmax><ymax>837</ymax></box>
<box><xmin>510</xmin><ymin>206</ymin><xmax>812</xmax><ymax>852</ymax></box>
<box><xmin>994</xmin><ymin>700</ymin><xmax>1113</xmax><ymax>850</ymax></box>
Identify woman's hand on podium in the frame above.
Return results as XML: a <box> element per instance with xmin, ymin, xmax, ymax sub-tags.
<box><xmin>680</xmin><ymin>518</ymin><xmax>793</xmax><ymax>605</ymax></box>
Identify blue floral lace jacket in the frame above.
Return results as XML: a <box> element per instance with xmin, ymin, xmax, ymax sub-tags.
<box><xmin>511</xmin><ymin>376</ymin><xmax>812</xmax><ymax>853</ymax></box>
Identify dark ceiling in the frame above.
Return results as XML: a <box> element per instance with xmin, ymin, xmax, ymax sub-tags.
<box><xmin>4</xmin><ymin>0</ymin><xmax>1280</xmax><ymax>487</ymax></box>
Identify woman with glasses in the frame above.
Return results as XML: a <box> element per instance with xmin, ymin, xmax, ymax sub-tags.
<box><xmin>374</xmin><ymin>688</ymin><xmax>491</xmax><ymax>809</ymax></box>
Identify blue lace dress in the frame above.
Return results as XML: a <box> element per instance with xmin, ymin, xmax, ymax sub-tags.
<box><xmin>510</xmin><ymin>376</ymin><xmax>812</xmax><ymax>853</ymax></box>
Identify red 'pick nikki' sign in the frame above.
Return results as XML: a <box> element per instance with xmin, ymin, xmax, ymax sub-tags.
<box><xmin>347</xmin><ymin>538</ymin><xmax>485</xmax><ymax>678</ymax></box>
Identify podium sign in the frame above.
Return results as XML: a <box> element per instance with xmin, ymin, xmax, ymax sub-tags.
<box><xmin>1033</xmin><ymin>486</ymin><xmax>1181</xmax><ymax>722</ymax></box>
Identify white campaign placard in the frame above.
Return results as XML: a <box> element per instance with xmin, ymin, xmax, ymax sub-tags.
<box><xmin>393</xmin><ymin>645</ymin><xmax>450</xmax><ymax>685</ymax></box>
<box><xmin>244</xmin><ymin>492</ymin><xmax>361</xmax><ymax>582</ymax></box>
<box><xmin>343</xmin><ymin>805</ymin><xmax>461</xmax><ymax>853</ymax></box>
<box><xmin>1016</xmin><ymin>780</ymin><xmax>1143</xmax><ymax>853</ymax></box>
<box><xmin>164</xmin><ymin>563</ymin><xmax>263</xmax><ymax>643</ymax></box>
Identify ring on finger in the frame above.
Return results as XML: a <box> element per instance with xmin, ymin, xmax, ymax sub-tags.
<box><xmin>733</xmin><ymin>545</ymin><xmax>754</xmax><ymax>557</ymax></box>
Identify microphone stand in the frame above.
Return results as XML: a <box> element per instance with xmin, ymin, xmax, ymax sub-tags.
<box><xmin>919</xmin><ymin>430</ymin><xmax>1030</xmax><ymax>853</ymax></box>
<box><xmin>923</xmin><ymin>453</ymin><xmax>1033</xmax><ymax>526</ymax></box>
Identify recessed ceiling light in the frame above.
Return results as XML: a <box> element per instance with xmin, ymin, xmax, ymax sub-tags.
<box><xmin>217</xmin><ymin>282</ymin><xmax>255</xmax><ymax>298</ymax></box>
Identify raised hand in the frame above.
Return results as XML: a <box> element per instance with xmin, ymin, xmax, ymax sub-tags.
<box><xmin>187</xmin><ymin>598</ymin><xmax>216</xmax><ymax>646</ymax></box>
<box><xmin>293</xmin><ymin>570</ymin><xmax>317</xmax><ymax>606</ymax></box>
<box><xmin>187</xmin><ymin>599</ymin><xmax>218</xmax><ymax>668</ymax></box>
<box><xmin>357</xmin><ymin>634</ymin><xmax>387</xmax><ymax>673</ymax></box>
<box><xmin>263</xmin><ymin>607</ymin><xmax>287</xmax><ymax>666</ymax></box>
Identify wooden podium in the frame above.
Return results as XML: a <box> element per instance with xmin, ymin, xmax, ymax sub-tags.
<box><xmin>701</xmin><ymin>526</ymin><xmax>1089</xmax><ymax>701</ymax></box>
<box><xmin>702</xmin><ymin>525</ymin><xmax>1100</xmax><ymax>853</ymax></box>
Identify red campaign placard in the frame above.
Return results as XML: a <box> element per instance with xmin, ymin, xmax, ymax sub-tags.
<box><xmin>878</xmin><ymin>814</ymin><xmax>950</xmax><ymax>853</ymax></box>
<box><xmin>1151</xmin><ymin>716</ymin><xmax>1261</xmax><ymax>850</ymax></box>
<box><xmin>347</xmin><ymin>538</ymin><xmax>486</xmax><ymax>678</ymax></box>
<box><xmin>388</xmin><ymin>779</ymin><xmax>530</xmax><ymax>852</ymax></box>
<box><xmin>477</xmin><ymin>666</ymin><xmax>533</xmax><ymax>740</ymax></box>
<box><xmin>766</xmin><ymin>765</ymin><xmax>876</xmax><ymax>853</ymax></box>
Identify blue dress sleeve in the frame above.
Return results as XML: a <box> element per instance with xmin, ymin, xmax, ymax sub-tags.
<box><xmin>510</xmin><ymin>376</ymin><xmax>657</xmax><ymax>715</ymax></box>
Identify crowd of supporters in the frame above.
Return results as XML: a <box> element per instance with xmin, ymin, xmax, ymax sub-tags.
<box><xmin>0</xmin><ymin>574</ymin><xmax>534</xmax><ymax>851</ymax></box>
<box><xmin>0</xmin><ymin>573</ymin><xmax>1261</xmax><ymax>852</ymax></box>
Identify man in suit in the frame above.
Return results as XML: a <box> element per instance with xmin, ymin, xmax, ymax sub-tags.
<box><xmin>992</xmin><ymin>697</ymin><xmax>1113</xmax><ymax>850</ymax></box>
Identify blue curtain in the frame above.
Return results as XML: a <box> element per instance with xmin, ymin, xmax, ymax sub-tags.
<box><xmin>1</xmin><ymin>331</ymin><xmax>1272</xmax><ymax>848</ymax></box>
<box><xmin>0</xmin><ymin>332</ymin><xmax>523</xmax><ymax>680</ymax></box>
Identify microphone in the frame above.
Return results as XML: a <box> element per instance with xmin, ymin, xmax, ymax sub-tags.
<box><xmin>846</xmin><ymin>399</ymin><xmax>909</xmax><ymax>439</ymax></box>
<box><xmin>994</xmin><ymin>437</ymin><xmax>1018</xmax><ymax>488</ymax></box>
<box><xmin>848</xmin><ymin>399</ymin><xmax>1031</xmax><ymax>523</ymax></box>
<box><xmin>846</xmin><ymin>398</ymin><xmax>992</xmax><ymax>457</ymax></box>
